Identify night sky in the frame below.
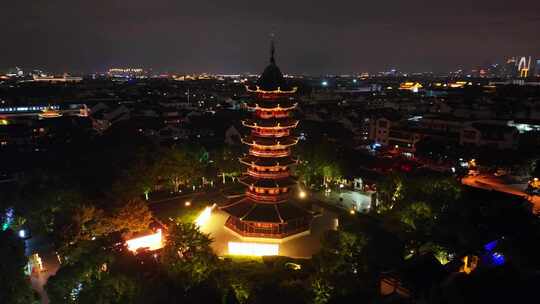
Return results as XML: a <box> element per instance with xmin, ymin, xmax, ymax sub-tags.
<box><xmin>2</xmin><ymin>0</ymin><xmax>539</xmax><ymax>74</ymax></box>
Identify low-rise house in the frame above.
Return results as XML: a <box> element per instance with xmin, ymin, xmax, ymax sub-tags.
<box><xmin>460</xmin><ymin>123</ymin><xmax>519</xmax><ymax>150</ymax></box>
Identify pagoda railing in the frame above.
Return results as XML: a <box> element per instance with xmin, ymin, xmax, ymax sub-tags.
<box><xmin>256</xmin><ymin>111</ymin><xmax>289</xmax><ymax>119</ymax></box>
<box><xmin>252</xmin><ymin>129</ymin><xmax>290</xmax><ymax>137</ymax></box>
<box><xmin>249</xmin><ymin>148</ymin><xmax>290</xmax><ymax>157</ymax></box>
<box><xmin>247</xmin><ymin>168</ymin><xmax>289</xmax><ymax>179</ymax></box>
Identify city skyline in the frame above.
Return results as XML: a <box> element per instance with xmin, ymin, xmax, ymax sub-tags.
<box><xmin>2</xmin><ymin>0</ymin><xmax>540</xmax><ymax>74</ymax></box>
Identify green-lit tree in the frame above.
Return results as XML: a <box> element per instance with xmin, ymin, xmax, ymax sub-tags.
<box><xmin>295</xmin><ymin>141</ymin><xmax>343</xmax><ymax>189</ymax></box>
<box><xmin>311</xmin><ymin>230</ymin><xmax>371</xmax><ymax>302</ymax></box>
<box><xmin>213</xmin><ymin>146</ymin><xmax>242</xmax><ymax>184</ymax></box>
<box><xmin>46</xmin><ymin>237</ymin><xmax>135</xmax><ymax>304</ymax></box>
<box><xmin>157</xmin><ymin>148</ymin><xmax>203</xmax><ymax>192</ymax></box>
<box><xmin>161</xmin><ymin>222</ymin><xmax>217</xmax><ymax>290</ymax></box>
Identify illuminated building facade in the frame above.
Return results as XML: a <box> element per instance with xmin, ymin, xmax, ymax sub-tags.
<box><xmin>221</xmin><ymin>43</ymin><xmax>312</xmax><ymax>240</ymax></box>
<box><xmin>517</xmin><ymin>56</ymin><xmax>532</xmax><ymax>78</ymax></box>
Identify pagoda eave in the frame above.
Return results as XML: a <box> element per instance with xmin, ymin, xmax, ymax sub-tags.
<box><xmin>245</xmin><ymin>102</ymin><xmax>298</xmax><ymax>111</ymax></box>
<box><xmin>242</xmin><ymin>119</ymin><xmax>299</xmax><ymax>129</ymax></box>
<box><xmin>239</xmin><ymin>155</ymin><xmax>297</xmax><ymax>168</ymax></box>
<box><xmin>241</xmin><ymin>136</ymin><xmax>299</xmax><ymax>148</ymax></box>
<box><xmin>245</xmin><ymin>85</ymin><xmax>298</xmax><ymax>94</ymax></box>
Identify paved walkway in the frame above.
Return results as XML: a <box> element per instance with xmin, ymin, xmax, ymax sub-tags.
<box><xmin>25</xmin><ymin>236</ymin><xmax>60</xmax><ymax>304</ymax></box>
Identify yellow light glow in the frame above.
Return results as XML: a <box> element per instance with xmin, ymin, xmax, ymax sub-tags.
<box><xmin>184</xmin><ymin>201</ymin><xmax>191</xmax><ymax>207</ymax></box>
<box><xmin>126</xmin><ymin>229</ymin><xmax>163</xmax><ymax>252</ymax></box>
<box><xmin>299</xmin><ymin>190</ymin><xmax>307</xmax><ymax>199</ymax></box>
<box><xmin>245</xmin><ymin>85</ymin><xmax>298</xmax><ymax>94</ymax></box>
<box><xmin>195</xmin><ymin>205</ymin><xmax>213</xmax><ymax>227</ymax></box>
<box><xmin>228</xmin><ymin>242</ymin><xmax>279</xmax><ymax>256</ymax></box>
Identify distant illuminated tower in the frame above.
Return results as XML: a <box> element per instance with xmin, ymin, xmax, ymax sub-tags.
<box><xmin>518</xmin><ymin>56</ymin><xmax>532</xmax><ymax>78</ymax></box>
<box><xmin>220</xmin><ymin>41</ymin><xmax>312</xmax><ymax>240</ymax></box>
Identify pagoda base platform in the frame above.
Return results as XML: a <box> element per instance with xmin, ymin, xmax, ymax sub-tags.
<box><xmin>198</xmin><ymin>207</ymin><xmax>338</xmax><ymax>258</ymax></box>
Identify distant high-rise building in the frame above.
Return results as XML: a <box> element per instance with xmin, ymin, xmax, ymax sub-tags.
<box><xmin>500</xmin><ymin>57</ymin><xmax>518</xmax><ymax>78</ymax></box>
<box><xmin>535</xmin><ymin>59</ymin><xmax>540</xmax><ymax>77</ymax></box>
<box><xmin>517</xmin><ymin>56</ymin><xmax>532</xmax><ymax>78</ymax></box>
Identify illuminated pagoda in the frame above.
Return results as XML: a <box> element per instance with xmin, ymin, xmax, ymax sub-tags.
<box><xmin>221</xmin><ymin>42</ymin><xmax>312</xmax><ymax>240</ymax></box>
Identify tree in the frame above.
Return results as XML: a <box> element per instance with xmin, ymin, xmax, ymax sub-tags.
<box><xmin>107</xmin><ymin>198</ymin><xmax>153</xmax><ymax>239</ymax></box>
<box><xmin>46</xmin><ymin>237</ymin><xmax>133</xmax><ymax>304</ymax></box>
<box><xmin>111</xmin><ymin>154</ymin><xmax>160</xmax><ymax>201</ymax></box>
<box><xmin>400</xmin><ymin>201</ymin><xmax>433</xmax><ymax>231</ymax></box>
<box><xmin>375</xmin><ymin>173</ymin><xmax>404</xmax><ymax>212</ymax></box>
<box><xmin>213</xmin><ymin>146</ymin><xmax>242</xmax><ymax>184</ymax></box>
<box><xmin>0</xmin><ymin>230</ymin><xmax>38</xmax><ymax>304</ymax></box>
<box><xmin>311</xmin><ymin>230</ymin><xmax>370</xmax><ymax>302</ymax></box>
<box><xmin>54</xmin><ymin>198</ymin><xmax>152</xmax><ymax>253</ymax></box>
<box><xmin>157</xmin><ymin>148</ymin><xmax>203</xmax><ymax>192</ymax></box>
<box><xmin>161</xmin><ymin>222</ymin><xmax>217</xmax><ymax>289</ymax></box>
<box><xmin>295</xmin><ymin>141</ymin><xmax>343</xmax><ymax>189</ymax></box>
<box><xmin>54</xmin><ymin>205</ymin><xmax>106</xmax><ymax>251</ymax></box>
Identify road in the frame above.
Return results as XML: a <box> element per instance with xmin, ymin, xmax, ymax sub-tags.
<box><xmin>462</xmin><ymin>174</ymin><xmax>540</xmax><ymax>213</ymax></box>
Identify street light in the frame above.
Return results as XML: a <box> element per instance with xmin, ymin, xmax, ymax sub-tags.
<box><xmin>299</xmin><ymin>190</ymin><xmax>307</xmax><ymax>199</ymax></box>
<box><xmin>184</xmin><ymin>201</ymin><xmax>191</xmax><ymax>207</ymax></box>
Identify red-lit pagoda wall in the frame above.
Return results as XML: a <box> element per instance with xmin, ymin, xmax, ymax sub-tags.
<box><xmin>242</xmin><ymin>92</ymin><xmax>297</xmax><ymax>203</ymax></box>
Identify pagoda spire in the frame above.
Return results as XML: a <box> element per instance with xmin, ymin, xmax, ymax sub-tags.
<box><xmin>270</xmin><ymin>34</ymin><xmax>276</xmax><ymax>65</ymax></box>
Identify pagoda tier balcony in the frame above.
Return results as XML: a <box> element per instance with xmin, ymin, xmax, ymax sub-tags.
<box><xmin>255</xmin><ymin>110</ymin><xmax>290</xmax><ymax>119</ymax></box>
<box><xmin>251</xmin><ymin>128</ymin><xmax>290</xmax><ymax>138</ymax></box>
<box><xmin>249</xmin><ymin>148</ymin><xmax>290</xmax><ymax>158</ymax></box>
<box><xmin>245</xmin><ymin>101</ymin><xmax>297</xmax><ymax>111</ymax></box>
<box><xmin>245</xmin><ymin>191</ymin><xmax>289</xmax><ymax>203</ymax></box>
<box><xmin>247</xmin><ymin>168</ymin><xmax>290</xmax><ymax>179</ymax></box>
<box><xmin>242</xmin><ymin>136</ymin><xmax>298</xmax><ymax>148</ymax></box>
<box><xmin>240</xmin><ymin>155</ymin><xmax>297</xmax><ymax>168</ymax></box>
<box><xmin>242</xmin><ymin>118</ymin><xmax>298</xmax><ymax>130</ymax></box>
